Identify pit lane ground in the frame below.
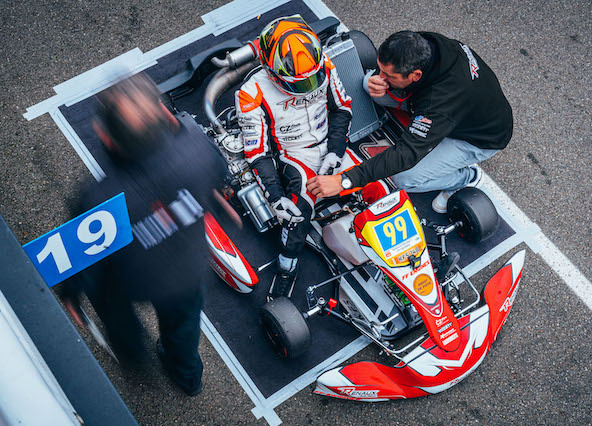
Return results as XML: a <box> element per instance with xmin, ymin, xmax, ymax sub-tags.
<box><xmin>1</xmin><ymin>0</ymin><xmax>591</xmax><ymax>424</ymax></box>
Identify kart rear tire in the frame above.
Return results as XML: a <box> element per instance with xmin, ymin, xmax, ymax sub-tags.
<box><xmin>447</xmin><ymin>187</ymin><xmax>499</xmax><ymax>243</ymax></box>
<box><xmin>260</xmin><ymin>297</ymin><xmax>311</xmax><ymax>359</ymax></box>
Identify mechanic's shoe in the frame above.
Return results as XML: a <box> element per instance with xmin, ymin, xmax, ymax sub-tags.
<box><xmin>432</xmin><ymin>166</ymin><xmax>483</xmax><ymax>214</ymax></box>
<box><xmin>157</xmin><ymin>340</ymin><xmax>203</xmax><ymax>396</ymax></box>
<box><xmin>267</xmin><ymin>262</ymin><xmax>299</xmax><ymax>302</ymax></box>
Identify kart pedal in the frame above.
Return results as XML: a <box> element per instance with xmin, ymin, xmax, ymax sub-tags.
<box><xmin>435</xmin><ymin>251</ymin><xmax>460</xmax><ymax>284</ymax></box>
<box><xmin>306</xmin><ymin>287</ymin><xmax>319</xmax><ymax>310</ymax></box>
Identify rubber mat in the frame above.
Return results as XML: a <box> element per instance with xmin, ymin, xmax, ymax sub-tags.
<box><xmin>57</xmin><ymin>0</ymin><xmax>516</xmax><ymax>398</ymax></box>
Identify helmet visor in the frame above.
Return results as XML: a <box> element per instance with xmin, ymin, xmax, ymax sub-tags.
<box><xmin>272</xmin><ymin>67</ymin><xmax>326</xmax><ymax>95</ymax></box>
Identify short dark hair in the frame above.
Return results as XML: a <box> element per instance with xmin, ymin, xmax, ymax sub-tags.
<box><xmin>378</xmin><ymin>31</ymin><xmax>432</xmax><ymax>77</ymax></box>
<box><xmin>96</xmin><ymin>73</ymin><xmax>168</xmax><ymax>159</ymax></box>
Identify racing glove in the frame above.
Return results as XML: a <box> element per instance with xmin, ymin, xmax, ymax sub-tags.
<box><xmin>318</xmin><ymin>152</ymin><xmax>342</xmax><ymax>176</ymax></box>
<box><xmin>271</xmin><ymin>197</ymin><xmax>304</xmax><ymax>230</ymax></box>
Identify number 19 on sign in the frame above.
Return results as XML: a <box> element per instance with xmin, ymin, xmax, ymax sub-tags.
<box><xmin>23</xmin><ymin>193</ymin><xmax>133</xmax><ymax>287</ymax></box>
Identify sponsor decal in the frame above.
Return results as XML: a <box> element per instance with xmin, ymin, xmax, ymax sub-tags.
<box><xmin>338</xmin><ymin>388</ymin><xmax>379</xmax><ymax>398</ymax></box>
<box><xmin>414</xmin><ymin>115</ymin><xmax>432</xmax><ymax>124</ymax></box>
<box><xmin>279</xmin><ymin>123</ymin><xmax>301</xmax><ymax>132</ymax></box>
<box><xmin>278</xmin><ymin>86</ymin><xmax>327</xmax><ymax>110</ymax></box>
<box><xmin>409</xmin><ymin>127</ymin><xmax>427</xmax><ymax>138</ymax></box>
<box><xmin>499</xmin><ymin>284</ymin><xmax>519</xmax><ymax>313</ymax></box>
<box><xmin>413</xmin><ymin>274</ymin><xmax>433</xmax><ymax>296</ymax></box>
<box><xmin>133</xmin><ymin>189</ymin><xmax>202</xmax><ymax>250</ymax></box>
<box><xmin>440</xmin><ymin>327</ymin><xmax>457</xmax><ymax>339</ymax></box>
<box><xmin>396</xmin><ymin>245</ymin><xmax>421</xmax><ymax>264</ymax></box>
<box><xmin>369</xmin><ymin>192</ymin><xmax>400</xmax><ymax>215</ymax></box>
<box><xmin>460</xmin><ymin>43</ymin><xmax>480</xmax><ymax>79</ymax></box>
<box><xmin>245</xmin><ymin>139</ymin><xmax>258</xmax><ymax>146</ymax></box>
<box><xmin>438</xmin><ymin>322</ymin><xmax>452</xmax><ymax>333</ymax></box>
<box><xmin>316</xmin><ymin>118</ymin><xmax>327</xmax><ymax>130</ymax></box>
<box><xmin>411</xmin><ymin>123</ymin><xmax>430</xmax><ymax>132</ymax></box>
<box><xmin>435</xmin><ymin>315</ymin><xmax>450</xmax><ymax>327</ymax></box>
<box><xmin>281</xmin><ymin>134</ymin><xmax>304</xmax><ymax>142</ymax></box>
<box><xmin>442</xmin><ymin>332</ymin><xmax>459</xmax><ymax>345</ymax></box>
<box><xmin>401</xmin><ymin>259</ymin><xmax>430</xmax><ymax>280</ymax></box>
<box><xmin>209</xmin><ymin>258</ymin><xmax>228</xmax><ymax>279</ymax></box>
<box><xmin>409</xmin><ymin>116</ymin><xmax>432</xmax><ymax>138</ymax></box>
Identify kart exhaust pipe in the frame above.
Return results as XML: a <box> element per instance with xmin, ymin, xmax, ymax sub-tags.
<box><xmin>203</xmin><ymin>59</ymin><xmax>259</xmax><ymax>134</ymax></box>
<box><xmin>211</xmin><ymin>42</ymin><xmax>258</xmax><ymax>69</ymax></box>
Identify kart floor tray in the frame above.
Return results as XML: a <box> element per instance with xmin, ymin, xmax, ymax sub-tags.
<box><xmin>55</xmin><ymin>0</ymin><xmax>516</xmax><ymax>402</ymax></box>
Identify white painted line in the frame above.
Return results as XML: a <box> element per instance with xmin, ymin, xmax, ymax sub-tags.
<box><xmin>262</xmin><ymin>336</ymin><xmax>371</xmax><ymax>410</ymax></box>
<box><xmin>200</xmin><ymin>313</ymin><xmax>282</xmax><ymax>426</ymax></box>
<box><xmin>141</xmin><ymin>22</ymin><xmax>214</xmax><ymax>64</ymax></box>
<box><xmin>483</xmin><ymin>174</ymin><xmax>592</xmax><ymax>310</ymax></box>
<box><xmin>302</xmin><ymin>0</ymin><xmax>349</xmax><ymax>31</ymax></box>
<box><xmin>461</xmin><ymin>232</ymin><xmax>525</xmax><ymax>278</ymax></box>
<box><xmin>50</xmin><ymin>109</ymin><xmax>106</xmax><ymax>181</ymax></box>
<box><xmin>202</xmin><ymin>0</ymin><xmax>291</xmax><ymax>36</ymax></box>
<box><xmin>25</xmin><ymin>49</ymin><xmax>158</xmax><ymax>121</ymax></box>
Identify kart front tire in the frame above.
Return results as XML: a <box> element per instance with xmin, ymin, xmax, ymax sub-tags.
<box><xmin>260</xmin><ymin>297</ymin><xmax>311</xmax><ymax>359</ymax></box>
<box><xmin>447</xmin><ymin>187</ymin><xmax>499</xmax><ymax>243</ymax></box>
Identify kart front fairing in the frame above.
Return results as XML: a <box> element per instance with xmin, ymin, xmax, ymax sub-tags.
<box><xmin>314</xmin><ymin>250</ymin><xmax>524</xmax><ymax>401</ymax></box>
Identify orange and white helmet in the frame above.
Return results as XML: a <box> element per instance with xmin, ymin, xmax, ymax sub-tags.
<box><xmin>258</xmin><ymin>15</ymin><xmax>325</xmax><ymax>95</ymax></box>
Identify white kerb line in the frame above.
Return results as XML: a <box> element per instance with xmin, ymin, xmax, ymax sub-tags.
<box><xmin>482</xmin><ymin>173</ymin><xmax>592</xmax><ymax>311</ymax></box>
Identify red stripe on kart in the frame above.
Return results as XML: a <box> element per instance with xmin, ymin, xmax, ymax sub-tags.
<box><xmin>205</xmin><ymin>213</ymin><xmax>236</xmax><ymax>255</ymax></box>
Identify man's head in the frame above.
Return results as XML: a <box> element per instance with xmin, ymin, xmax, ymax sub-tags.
<box><xmin>377</xmin><ymin>31</ymin><xmax>432</xmax><ymax>89</ymax></box>
<box><xmin>95</xmin><ymin>73</ymin><xmax>177</xmax><ymax>159</ymax></box>
<box><xmin>258</xmin><ymin>14</ymin><xmax>325</xmax><ymax>95</ymax></box>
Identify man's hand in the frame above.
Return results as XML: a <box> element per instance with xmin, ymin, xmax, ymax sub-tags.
<box><xmin>367</xmin><ymin>75</ymin><xmax>390</xmax><ymax>98</ymax></box>
<box><xmin>272</xmin><ymin>197</ymin><xmax>304</xmax><ymax>230</ymax></box>
<box><xmin>318</xmin><ymin>152</ymin><xmax>342</xmax><ymax>175</ymax></box>
<box><xmin>307</xmin><ymin>175</ymin><xmax>343</xmax><ymax>198</ymax></box>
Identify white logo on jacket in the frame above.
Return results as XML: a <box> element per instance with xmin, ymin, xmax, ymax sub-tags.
<box><xmin>460</xmin><ymin>43</ymin><xmax>480</xmax><ymax>80</ymax></box>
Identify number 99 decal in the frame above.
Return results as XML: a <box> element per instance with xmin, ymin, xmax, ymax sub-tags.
<box><xmin>23</xmin><ymin>193</ymin><xmax>133</xmax><ymax>287</ymax></box>
<box><xmin>374</xmin><ymin>209</ymin><xmax>419</xmax><ymax>254</ymax></box>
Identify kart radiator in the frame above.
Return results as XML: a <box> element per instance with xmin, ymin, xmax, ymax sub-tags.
<box><xmin>325</xmin><ymin>39</ymin><xmax>380</xmax><ymax>143</ymax></box>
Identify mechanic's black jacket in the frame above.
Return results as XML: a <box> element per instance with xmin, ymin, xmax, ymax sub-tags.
<box><xmin>70</xmin><ymin>113</ymin><xmax>228</xmax><ymax>303</ymax></box>
<box><xmin>346</xmin><ymin>32</ymin><xmax>514</xmax><ymax>188</ymax></box>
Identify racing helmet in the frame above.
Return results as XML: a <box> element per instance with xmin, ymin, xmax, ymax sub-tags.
<box><xmin>258</xmin><ymin>14</ymin><xmax>326</xmax><ymax>95</ymax></box>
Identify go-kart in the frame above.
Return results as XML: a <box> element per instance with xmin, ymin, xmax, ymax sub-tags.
<box><xmin>158</xmin><ymin>16</ymin><xmax>525</xmax><ymax>402</ymax></box>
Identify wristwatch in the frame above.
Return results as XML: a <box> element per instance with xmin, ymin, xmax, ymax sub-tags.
<box><xmin>341</xmin><ymin>173</ymin><xmax>353</xmax><ymax>190</ymax></box>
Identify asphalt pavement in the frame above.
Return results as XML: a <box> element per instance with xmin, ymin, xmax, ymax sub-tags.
<box><xmin>1</xmin><ymin>0</ymin><xmax>591</xmax><ymax>424</ymax></box>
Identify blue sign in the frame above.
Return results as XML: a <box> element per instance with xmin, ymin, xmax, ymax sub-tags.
<box><xmin>23</xmin><ymin>193</ymin><xmax>133</xmax><ymax>287</ymax></box>
<box><xmin>373</xmin><ymin>209</ymin><xmax>418</xmax><ymax>253</ymax></box>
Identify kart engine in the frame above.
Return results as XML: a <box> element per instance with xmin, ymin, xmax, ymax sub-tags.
<box><xmin>203</xmin><ymin>47</ymin><xmax>276</xmax><ymax>233</ymax></box>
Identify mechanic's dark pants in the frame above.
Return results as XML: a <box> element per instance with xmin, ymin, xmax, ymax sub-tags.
<box><xmin>277</xmin><ymin>155</ymin><xmax>316</xmax><ymax>259</ymax></box>
<box><xmin>87</xmin><ymin>280</ymin><xmax>203</xmax><ymax>388</ymax></box>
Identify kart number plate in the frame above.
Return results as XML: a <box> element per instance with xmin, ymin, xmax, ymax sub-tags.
<box><xmin>373</xmin><ymin>209</ymin><xmax>421</xmax><ymax>260</ymax></box>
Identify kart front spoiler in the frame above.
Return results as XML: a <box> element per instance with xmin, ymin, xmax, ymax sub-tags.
<box><xmin>314</xmin><ymin>249</ymin><xmax>525</xmax><ymax>401</ymax></box>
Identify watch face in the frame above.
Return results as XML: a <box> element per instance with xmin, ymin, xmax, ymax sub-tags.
<box><xmin>341</xmin><ymin>174</ymin><xmax>352</xmax><ymax>189</ymax></box>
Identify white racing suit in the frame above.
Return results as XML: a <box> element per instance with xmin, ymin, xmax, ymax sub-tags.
<box><xmin>235</xmin><ymin>55</ymin><xmax>352</xmax><ymax>258</ymax></box>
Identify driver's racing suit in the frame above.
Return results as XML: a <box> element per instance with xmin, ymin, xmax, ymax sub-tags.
<box><xmin>235</xmin><ymin>55</ymin><xmax>352</xmax><ymax>258</ymax></box>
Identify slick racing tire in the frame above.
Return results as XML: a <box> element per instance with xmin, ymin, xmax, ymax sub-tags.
<box><xmin>447</xmin><ymin>187</ymin><xmax>499</xmax><ymax>243</ymax></box>
<box><xmin>260</xmin><ymin>297</ymin><xmax>311</xmax><ymax>359</ymax></box>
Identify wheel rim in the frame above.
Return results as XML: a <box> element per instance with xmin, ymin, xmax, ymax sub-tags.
<box><xmin>263</xmin><ymin>317</ymin><xmax>288</xmax><ymax>358</ymax></box>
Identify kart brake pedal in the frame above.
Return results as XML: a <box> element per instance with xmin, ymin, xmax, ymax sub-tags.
<box><xmin>306</xmin><ymin>287</ymin><xmax>318</xmax><ymax>310</ymax></box>
<box><xmin>435</xmin><ymin>251</ymin><xmax>460</xmax><ymax>284</ymax></box>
